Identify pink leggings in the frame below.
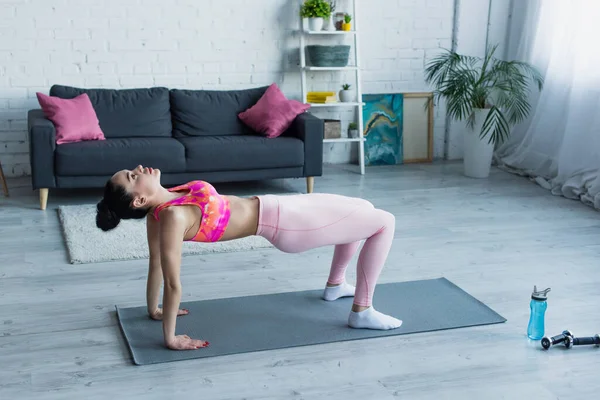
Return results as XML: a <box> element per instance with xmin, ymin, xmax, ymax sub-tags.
<box><xmin>254</xmin><ymin>193</ymin><xmax>395</xmax><ymax>307</ymax></box>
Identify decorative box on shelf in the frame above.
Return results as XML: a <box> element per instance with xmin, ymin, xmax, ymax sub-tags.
<box><xmin>324</xmin><ymin>119</ymin><xmax>341</xmax><ymax>139</ymax></box>
<box><xmin>305</xmin><ymin>45</ymin><xmax>350</xmax><ymax>67</ymax></box>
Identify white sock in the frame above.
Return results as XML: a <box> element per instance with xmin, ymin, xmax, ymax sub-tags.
<box><xmin>322</xmin><ymin>281</ymin><xmax>355</xmax><ymax>301</ymax></box>
<box><xmin>348</xmin><ymin>306</ymin><xmax>403</xmax><ymax>330</ymax></box>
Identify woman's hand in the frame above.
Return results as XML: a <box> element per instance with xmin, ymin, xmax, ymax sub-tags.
<box><xmin>149</xmin><ymin>307</ymin><xmax>189</xmax><ymax>321</ymax></box>
<box><xmin>166</xmin><ymin>335</ymin><xmax>209</xmax><ymax>350</ymax></box>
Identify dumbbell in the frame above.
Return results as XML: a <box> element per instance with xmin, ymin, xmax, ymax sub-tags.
<box><xmin>541</xmin><ymin>330</ymin><xmax>573</xmax><ymax>350</ymax></box>
<box><xmin>564</xmin><ymin>333</ymin><xmax>600</xmax><ymax>349</ymax></box>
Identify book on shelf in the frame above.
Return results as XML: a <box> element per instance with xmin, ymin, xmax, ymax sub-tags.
<box><xmin>307</xmin><ymin>91</ymin><xmax>337</xmax><ymax>104</ymax></box>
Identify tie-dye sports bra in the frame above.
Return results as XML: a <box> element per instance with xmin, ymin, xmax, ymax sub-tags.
<box><xmin>152</xmin><ymin>180</ymin><xmax>231</xmax><ymax>243</ymax></box>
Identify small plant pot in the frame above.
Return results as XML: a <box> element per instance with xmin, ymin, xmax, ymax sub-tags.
<box><xmin>308</xmin><ymin>17</ymin><xmax>324</xmax><ymax>31</ymax></box>
<box><xmin>339</xmin><ymin>89</ymin><xmax>355</xmax><ymax>103</ymax></box>
<box><xmin>349</xmin><ymin>129</ymin><xmax>359</xmax><ymax>138</ymax></box>
<box><xmin>342</xmin><ymin>22</ymin><xmax>351</xmax><ymax>31</ymax></box>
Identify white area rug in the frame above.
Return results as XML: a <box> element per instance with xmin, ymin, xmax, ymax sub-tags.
<box><xmin>58</xmin><ymin>204</ymin><xmax>273</xmax><ymax>264</ymax></box>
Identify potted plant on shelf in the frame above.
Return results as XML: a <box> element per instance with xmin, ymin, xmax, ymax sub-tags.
<box><xmin>424</xmin><ymin>44</ymin><xmax>544</xmax><ymax>178</ymax></box>
<box><xmin>348</xmin><ymin>122</ymin><xmax>358</xmax><ymax>138</ymax></box>
<box><xmin>339</xmin><ymin>83</ymin><xmax>354</xmax><ymax>102</ymax></box>
<box><xmin>342</xmin><ymin>14</ymin><xmax>352</xmax><ymax>31</ymax></box>
<box><xmin>300</xmin><ymin>0</ymin><xmax>331</xmax><ymax>32</ymax></box>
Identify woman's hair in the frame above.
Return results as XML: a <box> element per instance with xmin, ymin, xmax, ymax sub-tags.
<box><xmin>96</xmin><ymin>179</ymin><xmax>148</xmax><ymax>231</ymax></box>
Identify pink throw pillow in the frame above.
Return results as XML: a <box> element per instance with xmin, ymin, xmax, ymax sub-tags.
<box><xmin>238</xmin><ymin>83</ymin><xmax>310</xmax><ymax>138</ymax></box>
<box><xmin>36</xmin><ymin>92</ymin><xmax>105</xmax><ymax>145</ymax></box>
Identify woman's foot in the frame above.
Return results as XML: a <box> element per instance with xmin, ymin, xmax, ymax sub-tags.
<box><xmin>322</xmin><ymin>281</ymin><xmax>355</xmax><ymax>301</ymax></box>
<box><xmin>348</xmin><ymin>306</ymin><xmax>403</xmax><ymax>330</ymax></box>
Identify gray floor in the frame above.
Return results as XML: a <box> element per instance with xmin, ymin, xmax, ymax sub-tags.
<box><xmin>1</xmin><ymin>162</ymin><xmax>599</xmax><ymax>399</ymax></box>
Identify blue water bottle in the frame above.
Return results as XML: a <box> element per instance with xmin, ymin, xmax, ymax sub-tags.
<box><xmin>527</xmin><ymin>285</ymin><xmax>551</xmax><ymax>340</ymax></box>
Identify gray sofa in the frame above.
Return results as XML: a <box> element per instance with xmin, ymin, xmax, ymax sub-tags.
<box><xmin>28</xmin><ymin>84</ymin><xmax>324</xmax><ymax>210</ymax></box>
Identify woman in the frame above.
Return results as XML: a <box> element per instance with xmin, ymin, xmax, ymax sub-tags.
<box><xmin>96</xmin><ymin>165</ymin><xmax>402</xmax><ymax>351</ymax></box>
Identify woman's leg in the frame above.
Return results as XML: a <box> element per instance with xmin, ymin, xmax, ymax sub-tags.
<box><xmin>322</xmin><ymin>241</ymin><xmax>361</xmax><ymax>301</ymax></box>
<box><xmin>255</xmin><ymin>193</ymin><xmax>402</xmax><ymax>330</ymax></box>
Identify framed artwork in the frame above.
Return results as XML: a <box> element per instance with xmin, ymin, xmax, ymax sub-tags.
<box><xmin>362</xmin><ymin>92</ymin><xmax>433</xmax><ymax>165</ymax></box>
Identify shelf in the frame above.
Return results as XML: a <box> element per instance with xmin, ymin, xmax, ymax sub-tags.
<box><xmin>308</xmin><ymin>102</ymin><xmax>364</xmax><ymax>107</ymax></box>
<box><xmin>301</xmin><ymin>30</ymin><xmax>357</xmax><ymax>35</ymax></box>
<box><xmin>298</xmin><ymin>0</ymin><xmax>364</xmax><ymax>175</ymax></box>
<box><xmin>303</xmin><ymin>66</ymin><xmax>358</xmax><ymax>71</ymax></box>
<box><xmin>323</xmin><ymin>137</ymin><xmax>364</xmax><ymax>143</ymax></box>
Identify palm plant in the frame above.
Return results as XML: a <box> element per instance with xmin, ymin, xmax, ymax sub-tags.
<box><xmin>424</xmin><ymin>44</ymin><xmax>544</xmax><ymax>145</ymax></box>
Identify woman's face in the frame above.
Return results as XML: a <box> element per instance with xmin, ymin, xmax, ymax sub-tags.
<box><xmin>111</xmin><ymin>165</ymin><xmax>162</xmax><ymax>209</ymax></box>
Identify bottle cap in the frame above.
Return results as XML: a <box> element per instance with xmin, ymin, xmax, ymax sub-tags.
<box><xmin>531</xmin><ymin>285</ymin><xmax>551</xmax><ymax>300</ymax></box>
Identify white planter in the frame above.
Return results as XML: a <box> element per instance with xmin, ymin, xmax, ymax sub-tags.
<box><xmin>339</xmin><ymin>89</ymin><xmax>354</xmax><ymax>102</ymax></box>
<box><xmin>463</xmin><ymin>108</ymin><xmax>495</xmax><ymax>178</ymax></box>
<box><xmin>308</xmin><ymin>17</ymin><xmax>324</xmax><ymax>31</ymax></box>
<box><xmin>325</xmin><ymin>15</ymin><xmax>336</xmax><ymax>31</ymax></box>
<box><xmin>349</xmin><ymin>129</ymin><xmax>359</xmax><ymax>138</ymax></box>
<box><xmin>302</xmin><ymin>18</ymin><xmax>309</xmax><ymax>31</ymax></box>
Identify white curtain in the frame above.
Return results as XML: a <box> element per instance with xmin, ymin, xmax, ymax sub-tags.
<box><xmin>495</xmin><ymin>0</ymin><xmax>600</xmax><ymax>210</ymax></box>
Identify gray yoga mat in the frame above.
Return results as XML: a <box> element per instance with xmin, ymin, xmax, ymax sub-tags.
<box><xmin>116</xmin><ymin>277</ymin><xmax>506</xmax><ymax>365</ymax></box>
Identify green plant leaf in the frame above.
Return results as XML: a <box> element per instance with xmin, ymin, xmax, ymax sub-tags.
<box><xmin>424</xmin><ymin>50</ymin><xmax>462</xmax><ymax>89</ymax></box>
<box><xmin>514</xmin><ymin>61</ymin><xmax>545</xmax><ymax>91</ymax></box>
<box><xmin>474</xmin><ymin>43</ymin><xmax>499</xmax><ymax>88</ymax></box>
<box><xmin>481</xmin><ymin>105</ymin><xmax>510</xmax><ymax>145</ymax></box>
<box><xmin>505</xmin><ymin>93</ymin><xmax>531</xmax><ymax>125</ymax></box>
<box><xmin>436</xmin><ymin>62</ymin><xmax>479</xmax><ymax>123</ymax></box>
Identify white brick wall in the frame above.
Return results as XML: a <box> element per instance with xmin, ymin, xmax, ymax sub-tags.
<box><xmin>0</xmin><ymin>0</ymin><xmax>456</xmax><ymax>177</ymax></box>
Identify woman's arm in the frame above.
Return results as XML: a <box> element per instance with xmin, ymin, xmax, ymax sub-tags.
<box><xmin>146</xmin><ymin>214</ymin><xmax>190</xmax><ymax>320</ymax></box>
<box><xmin>158</xmin><ymin>208</ymin><xmax>208</xmax><ymax>350</ymax></box>
<box><xmin>146</xmin><ymin>214</ymin><xmax>163</xmax><ymax>317</ymax></box>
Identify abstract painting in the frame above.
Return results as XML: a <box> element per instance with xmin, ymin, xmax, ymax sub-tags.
<box><xmin>362</xmin><ymin>93</ymin><xmax>403</xmax><ymax>165</ymax></box>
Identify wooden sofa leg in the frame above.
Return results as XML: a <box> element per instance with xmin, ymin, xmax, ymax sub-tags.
<box><xmin>0</xmin><ymin>160</ymin><xmax>8</xmax><ymax>197</ymax></box>
<box><xmin>39</xmin><ymin>189</ymin><xmax>49</xmax><ymax>210</ymax></box>
<box><xmin>306</xmin><ymin>177</ymin><xmax>314</xmax><ymax>193</ymax></box>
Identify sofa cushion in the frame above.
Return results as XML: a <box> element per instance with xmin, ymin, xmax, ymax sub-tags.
<box><xmin>238</xmin><ymin>83</ymin><xmax>310</xmax><ymax>139</ymax></box>
<box><xmin>170</xmin><ymin>86</ymin><xmax>268</xmax><ymax>137</ymax></box>
<box><xmin>49</xmin><ymin>85</ymin><xmax>172</xmax><ymax>139</ymax></box>
<box><xmin>55</xmin><ymin>138</ymin><xmax>185</xmax><ymax>176</ymax></box>
<box><xmin>177</xmin><ymin>136</ymin><xmax>304</xmax><ymax>172</ymax></box>
<box><xmin>36</xmin><ymin>92</ymin><xmax>106</xmax><ymax>145</ymax></box>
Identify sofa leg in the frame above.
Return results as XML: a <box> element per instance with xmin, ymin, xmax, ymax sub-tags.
<box><xmin>306</xmin><ymin>177</ymin><xmax>314</xmax><ymax>193</ymax></box>
<box><xmin>39</xmin><ymin>188</ymin><xmax>48</xmax><ymax>210</ymax></box>
<box><xmin>0</xmin><ymin>160</ymin><xmax>8</xmax><ymax>197</ymax></box>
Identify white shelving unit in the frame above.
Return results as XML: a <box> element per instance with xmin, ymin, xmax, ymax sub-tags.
<box><xmin>303</xmin><ymin>66</ymin><xmax>358</xmax><ymax>71</ymax></box>
<box><xmin>298</xmin><ymin>0</ymin><xmax>365</xmax><ymax>175</ymax></box>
